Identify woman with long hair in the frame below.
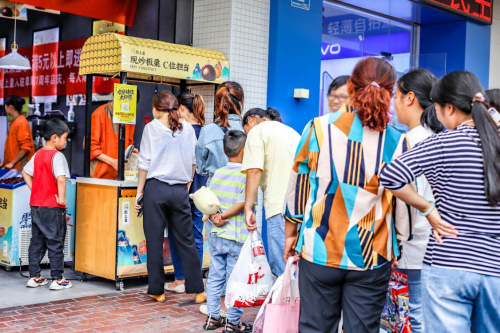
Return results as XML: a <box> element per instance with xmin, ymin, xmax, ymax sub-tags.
<box><xmin>196</xmin><ymin>81</ymin><xmax>244</xmax><ymax>184</ymax></box>
<box><xmin>283</xmin><ymin>57</ymin><xmax>412</xmax><ymax>333</ymax></box>
<box><xmin>134</xmin><ymin>91</ymin><xmax>204</xmax><ymax>302</ymax></box>
<box><xmin>392</xmin><ymin>69</ymin><xmax>443</xmax><ymax>333</ymax></box>
<box><xmin>2</xmin><ymin>95</ymin><xmax>35</xmax><ymax>169</ymax></box>
<box><xmin>165</xmin><ymin>92</ymin><xmax>206</xmax><ymax>303</ymax></box>
<box><xmin>381</xmin><ymin>71</ymin><xmax>500</xmax><ymax>332</ymax></box>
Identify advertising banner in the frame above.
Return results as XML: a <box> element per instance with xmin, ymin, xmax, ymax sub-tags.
<box><xmin>32</xmin><ymin>28</ymin><xmax>59</xmax><ymax>103</ymax></box>
<box><xmin>0</xmin><ymin>37</ymin><xmax>5</xmax><ymax>105</ymax></box>
<box><xmin>0</xmin><ymin>188</ymin><xmax>13</xmax><ymax>266</ymax></box>
<box><xmin>25</xmin><ymin>5</ymin><xmax>60</xmax><ymax>15</ymax></box>
<box><xmin>93</xmin><ymin>20</ymin><xmax>125</xmax><ymax>35</ymax></box>
<box><xmin>121</xmin><ymin>42</ymin><xmax>230</xmax><ymax>84</ymax></box>
<box><xmin>113</xmin><ymin>83</ymin><xmax>137</xmax><ymax>124</ymax></box>
<box><xmin>0</xmin><ymin>1</ymin><xmax>27</xmax><ymax>20</ymax></box>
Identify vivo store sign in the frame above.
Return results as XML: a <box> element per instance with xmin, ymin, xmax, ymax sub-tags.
<box><xmin>321</xmin><ymin>32</ymin><xmax>411</xmax><ymax>61</ymax></box>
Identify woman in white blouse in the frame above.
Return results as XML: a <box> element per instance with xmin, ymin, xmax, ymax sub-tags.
<box><xmin>134</xmin><ymin>91</ymin><xmax>204</xmax><ymax>302</ymax></box>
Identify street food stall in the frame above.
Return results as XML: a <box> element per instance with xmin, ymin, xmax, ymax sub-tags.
<box><xmin>75</xmin><ymin>33</ymin><xmax>229</xmax><ymax>290</ymax></box>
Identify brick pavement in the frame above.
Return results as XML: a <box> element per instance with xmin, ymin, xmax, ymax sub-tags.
<box><xmin>0</xmin><ymin>289</ymin><xmax>259</xmax><ymax>333</ymax></box>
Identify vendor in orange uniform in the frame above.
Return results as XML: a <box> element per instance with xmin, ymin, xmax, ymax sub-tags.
<box><xmin>89</xmin><ymin>89</ymin><xmax>140</xmax><ymax>179</ymax></box>
<box><xmin>1</xmin><ymin>95</ymin><xmax>35</xmax><ymax>170</ymax></box>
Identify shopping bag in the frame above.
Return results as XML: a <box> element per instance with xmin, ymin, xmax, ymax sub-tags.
<box><xmin>253</xmin><ymin>256</ymin><xmax>300</xmax><ymax>333</ymax></box>
<box><xmin>380</xmin><ymin>271</ymin><xmax>412</xmax><ymax>333</ymax></box>
<box><xmin>225</xmin><ymin>231</ymin><xmax>274</xmax><ymax>308</ymax></box>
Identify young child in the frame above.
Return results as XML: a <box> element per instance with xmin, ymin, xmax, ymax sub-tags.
<box><xmin>22</xmin><ymin>118</ymin><xmax>72</xmax><ymax>290</ymax></box>
<box><xmin>202</xmin><ymin>130</ymin><xmax>253</xmax><ymax>333</ymax></box>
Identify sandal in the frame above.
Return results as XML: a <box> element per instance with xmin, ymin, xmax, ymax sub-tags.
<box><xmin>223</xmin><ymin>321</ymin><xmax>253</xmax><ymax>333</ymax></box>
<box><xmin>203</xmin><ymin>315</ymin><xmax>226</xmax><ymax>331</ymax></box>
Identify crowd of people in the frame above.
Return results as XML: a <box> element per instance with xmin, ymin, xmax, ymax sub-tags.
<box><xmin>10</xmin><ymin>54</ymin><xmax>499</xmax><ymax>333</ymax></box>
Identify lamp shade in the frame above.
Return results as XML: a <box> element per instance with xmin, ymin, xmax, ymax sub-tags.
<box><xmin>0</xmin><ymin>47</ymin><xmax>31</xmax><ymax>70</ymax></box>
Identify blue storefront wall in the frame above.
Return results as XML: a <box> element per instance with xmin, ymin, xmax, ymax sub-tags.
<box><xmin>267</xmin><ymin>0</ymin><xmax>323</xmax><ymax>133</ymax></box>
<box><xmin>420</xmin><ymin>20</ymin><xmax>491</xmax><ymax>88</ymax></box>
<box><xmin>267</xmin><ymin>0</ymin><xmax>492</xmax><ymax>134</ymax></box>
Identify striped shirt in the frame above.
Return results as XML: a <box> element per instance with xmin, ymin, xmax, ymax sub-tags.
<box><xmin>209</xmin><ymin>162</ymin><xmax>249</xmax><ymax>244</ymax></box>
<box><xmin>380</xmin><ymin>125</ymin><xmax>500</xmax><ymax>277</ymax></box>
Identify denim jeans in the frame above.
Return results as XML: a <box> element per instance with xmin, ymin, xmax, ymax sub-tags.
<box><xmin>266</xmin><ymin>214</ymin><xmax>285</xmax><ymax>277</ymax></box>
<box><xmin>28</xmin><ymin>207</ymin><xmax>66</xmax><ymax>280</ymax></box>
<box><xmin>206</xmin><ymin>233</ymin><xmax>243</xmax><ymax>324</ymax></box>
<box><xmin>422</xmin><ymin>264</ymin><xmax>500</xmax><ymax>333</ymax></box>
<box><xmin>396</xmin><ymin>268</ymin><xmax>423</xmax><ymax>333</ymax></box>
<box><xmin>168</xmin><ymin>202</ymin><xmax>204</xmax><ymax>280</ymax></box>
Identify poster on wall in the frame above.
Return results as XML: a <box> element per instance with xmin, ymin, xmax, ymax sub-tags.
<box><xmin>0</xmin><ymin>37</ymin><xmax>5</xmax><ymax>105</ymax></box>
<box><xmin>93</xmin><ymin>20</ymin><xmax>125</xmax><ymax>36</ymax></box>
<box><xmin>113</xmin><ymin>84</ymin><xmax>137</xmax><ymax>124</ymax></box>
<box><xmin>0</xmin><ymin>188</ymin><xmax>13</xmax><ymax>266</ymax></box>
<box><xmin>25</xmin><ymin>5</ymin><xmax>60</xmax><ymax>15</ymax></box>
<box><xmin>32</xmin><ymin>27</ymin><xmax>59</xmax><ymax>104</ymax></box>
<box><xmin>0</xmin><ymin>1</ymin><xmax>27</xmax><ymax>20</ymax></box>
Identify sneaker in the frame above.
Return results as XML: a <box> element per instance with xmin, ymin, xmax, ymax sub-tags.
<box><xmin>49</xmin><ymin>277</ymin><xmax>73</xmax><ymax>290</ymax></box>
<box><xmin>199</xmin><ymin>304</ymin><xmax>227</xmax><ymax>318</ymax></box>
<box><xmin>26</xmin><ymin>276</ymin><xmax>49</xmax><ymax>288</ymax></box>
<box><xmin>164</xmin><ymin>282</ymin><xmax>186</xmax><ymax>294</ymax></box>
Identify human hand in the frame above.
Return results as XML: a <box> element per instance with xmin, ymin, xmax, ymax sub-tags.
<box><xmin>5</xmin><ymin>162</ymin><xmax>14</xmax><ymax>169</ymax></box>
<box><xmin>134</xmin><ymin>192</ymin><xmax>143</xmax><ymax>213</ymax></box>
<box><xmin>245</xmin><ymin>209</ymin><xmax>257</xmax><ymax>231</ymax></box>
<box><xmin>55</xmin><ymin>195</ymin><xmax>67</xmax><ymax>206</ymax></box>
<box><xmin>133</xmin><ymin>148</ymin><xmax>139</xmax><ymax>154</ymax></box>
<box><xmin>283</xmin><ymin>236</ymin><xmax>300</xmax><ymax>263</ymax></box>
<box><xmin>110</xmin><ymin>158</ymin><xmax>119</xmax><ymax>171</ymax></box>
<box><xmin>391</xmin><ymin>257</ymin><xmax>399</xmax><ymax>269</ymax></box>
<box><xmin>210</xmin><ymin>213</ymin><xmax>227</xmax><ymax>227</ymax></box>
<box><xmin>426</xmin><ymin>208</ymin><xmax>458</xmax><ymax>244</ymax></box>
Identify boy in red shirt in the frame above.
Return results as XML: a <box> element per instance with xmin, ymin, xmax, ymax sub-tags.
<box><xmin>22</xmin><ymin>118</ymin><xmax>72</xmax><ymax>290</ymax></box>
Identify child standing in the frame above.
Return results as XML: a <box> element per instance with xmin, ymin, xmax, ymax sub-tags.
<box><xmin>22</xmin><ymin>118</ymin><xmax>72</xmax><ymax>290</ymax></box>
<box><xmin>202</xmin><ymin>130</ymin><xmax>253</xmax><ymax>333</ymax></box>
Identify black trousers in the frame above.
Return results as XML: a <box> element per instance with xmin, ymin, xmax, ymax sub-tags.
<box><xmin>143</xmin><ymin>179</ymin><xmax>204</xmax><ymax>296</ymax></box>
<box><xmin>28</xmin><ymin>207</ymin><xmax>67</xmax><ymax>279</ymax></box>
<box><xmin>299</xmin><ymin>259</ymin><xmax>391</xmax><ymax>333</ymax></box>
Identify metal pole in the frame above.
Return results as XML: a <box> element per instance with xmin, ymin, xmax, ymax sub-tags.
<box><xmin>180</xmin><ymin>79</ymin><xmax>187</xmax><ymax>93</ymax></box>
<box><xmin>117</xmin><ymin>72</ymin><xmax>127</xmax><ymax>181</ymax></box>
<box><xmin>84</xmin><ymin>75</ymin><xmax>93</xmax><ymax>178</ymax></box>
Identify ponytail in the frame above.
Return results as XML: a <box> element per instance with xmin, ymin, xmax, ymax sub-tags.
<box><xmin>215</xmin><ymin>81</ymin><xmax>244</xmax><ymax>127</ymax></box>
<box><xmin>177</xmin><ymin>92</ymin><xmax>205</xmax><ymax>125</ymax></box>
<box><xmin>471</xmin><ymin>100</ymin><xmax>500</xmax><ymax>206</ymax></box>
<box><xmin>193</xmin><ymin>94</ymin><xmax>205</xmax><ymax>125</ymax></box>
<box><xmin>5</xmin><ymin>95</ymin><xmax>25</xmax><ymax>112</ymax></box>
<box><xmin>153</xmin><ymin>91</ymin><xmax>183</xmax><ymax>135</ymax></box>
<box><xmin>348</xmin><ymin>57</ymin><xmax>396</xmax><ymax>132</ymax></box>
<box><xmin>420</xmin><ymin>104</ymin><xmax>444</xmax><ymax>133</ymax></box>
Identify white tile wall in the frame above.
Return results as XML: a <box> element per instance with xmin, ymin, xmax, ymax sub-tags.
<box><xmin>193</xmin><ymin>0</ymin><xmax>271</xmax><ymax>227</ymax></box>
<box><xmin>489</xmin><ymin>2</ymin><xmax>500</xmax><ymax>88</ymax></box>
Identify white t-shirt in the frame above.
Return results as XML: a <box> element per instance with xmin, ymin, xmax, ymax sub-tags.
<box><xmin>23</xmin><ymin>149</ymin><xmax>70</xmax><ymax>179</ymax></box>
<box><xmin>398</xmin><ymin>125</ymin><xmax>435</xmax><ymax>269</ymax></box>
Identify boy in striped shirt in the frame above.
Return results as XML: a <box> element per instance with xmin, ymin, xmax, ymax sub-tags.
<box><xmin>202</xmin><ymin>130</ymin><xmax>253</xmax><ymax>333</ymax></box>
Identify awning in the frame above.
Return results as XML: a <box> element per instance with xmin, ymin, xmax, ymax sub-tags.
<box><xmin>11</xmin><ymin>0</ymin><xmax>138</xmax><ymax>27</ymax></box>
<box><xmin>79</xmin><ymin>33</ymin><xmax>230</xmax><ymax>85</ymax></box>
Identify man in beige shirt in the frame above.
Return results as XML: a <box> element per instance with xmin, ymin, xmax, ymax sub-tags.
<box><xmin>241</xmin><ymin>108</ymin><xmax>300</xmax><ymax>276</ymax></box>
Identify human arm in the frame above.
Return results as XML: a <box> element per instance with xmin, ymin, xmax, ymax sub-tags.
<box><xmin>5</xmin><ymin>149</ymin><xmax>30</xmax><ymax>169</ymax></box>
<box><xmin>134</xmin><ymin>169</ymin><xmax>147</xmax><ymax>213</ymax></box>
<box><xmin>55</xmin><ymin>175</ymin><xmax>67</xmax><ymax>206</ymax></box>
<box><xmin>195</xmin><ymin>127</ymin><xmax>210</xmax><ymax>177</ymax></box>
<box><xmin>22</xmin><ymin>170</ymin><xmax>33</xmax><ymax>190</ymax></box>
<box><xmin>244</xmin><ymin>169</ymin><xmax>262</xmax><ymax>231</ymax></box>
<box><xmin>188</xmin><ymin>164</ymin><xmax>195</xmax><ymax>191</ymax></box>
<box><xmin>283</xmin><ymin>220</ymin><xmax>300</xmax><ymax>263</ymax></box>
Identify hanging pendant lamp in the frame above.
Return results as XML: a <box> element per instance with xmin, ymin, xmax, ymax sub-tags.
<box><xmin>0</xmin><ymin>4</ymin><xmax>31</xmax><ymax>70</ymax></box>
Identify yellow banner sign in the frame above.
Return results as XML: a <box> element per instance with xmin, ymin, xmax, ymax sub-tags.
<box><xmin>121</xmin><ymin>43</ymin><xmax>229</xmax><ymax>84</ymax></box>
<box><xmin>92</xmin><ymin>20</ymin><xmax>125</xmax><ymax>36</ymax></box>
<box><xmin>113</xmin><ymin>84</ymin><xmax>137</xmax><ymax>124</ymax></box>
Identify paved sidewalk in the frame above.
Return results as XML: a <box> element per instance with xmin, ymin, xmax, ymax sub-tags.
<box><xmin>0</xmin><ymin>289</ymin><xmax>259</xmax><ymax>333</ymax></box>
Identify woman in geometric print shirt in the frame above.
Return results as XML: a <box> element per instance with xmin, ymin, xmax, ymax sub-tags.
<box><xmin>283</xmin><ymin>57</ymin><xmax>413</xmax><ymax>333</ymax></box>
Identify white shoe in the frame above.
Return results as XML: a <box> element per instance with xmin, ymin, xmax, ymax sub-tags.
<box><xmin>199</xmin><ymin>304</ymin><xmax>227</xmax><ymax>318</ymax></box>
<box><xmin>49</xmin><ymin>277</ymin><xmax>73</xmax><ymax>290</ymax></box>
<box><xmin>26</xmin><ymin>276</ymin><xmax>49</xmax><ymax>288</ymax></box>
<box><xmin>164</xmin><ymin>282</ymin><xmax>186</xmax><ymax>294</ymax></box>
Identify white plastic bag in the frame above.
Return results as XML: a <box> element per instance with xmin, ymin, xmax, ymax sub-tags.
<box><xmin>253</xmin><ymin>256</ymin><xmax>300</xmax><ymax>333</ymax></box>
<box><xmin>225</xmin><ymin>231</ymin><xmax>274</xmax><ymax>308</ymax></box>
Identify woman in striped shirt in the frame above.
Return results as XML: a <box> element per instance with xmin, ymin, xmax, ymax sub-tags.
<box><xmin>380</xmin><ymin>71</ymin><xmax>500</xmax><ymax>333</ymax></box>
